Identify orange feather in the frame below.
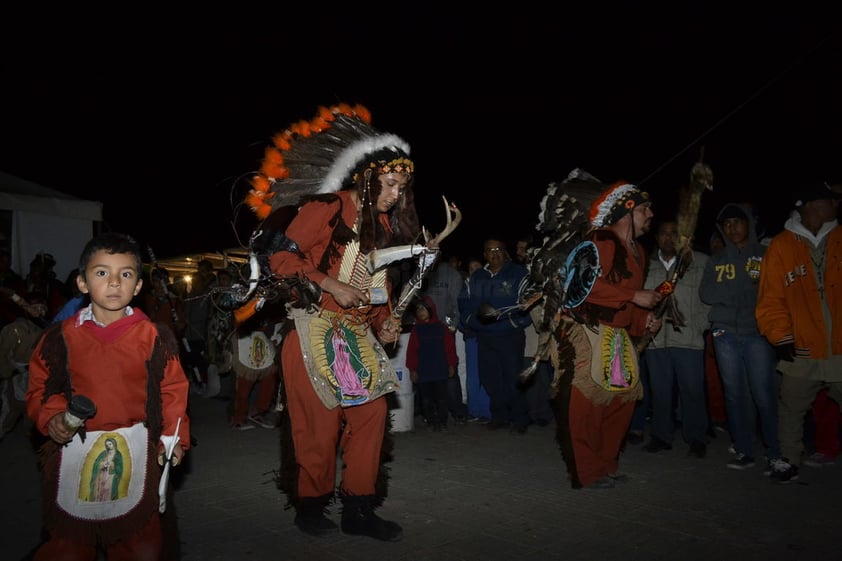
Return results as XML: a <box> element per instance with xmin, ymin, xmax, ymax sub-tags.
<box><xmin>250</xmin><ymin>175</ymin><xmax>270</xmax><ymax>193</ymax></box>
<box><xmin>260</xmin><ymin>148</ymin><xmax>286</xmax><ymax>179</ymax></box>
<box><xmin>318</xmin><ymin>105</ymin><xmax>335</xmax><ymax>122</ymax></box>
<box><xmin>310</xmin><ymin>114</ymin><xmax>329</xmax><ymax>132</ymax></box>
<box><xmin>354</xmin><ymin>104</ymin><xmax>371</xmax><ymax>124</ymax></box>
<box><xmin>272</xmin><ymin>132</ymin><xmax>292</xmax><ymax>151</ymax></box>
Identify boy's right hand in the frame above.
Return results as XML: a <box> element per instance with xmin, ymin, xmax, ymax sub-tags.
<box><xmin>47</xmin><ymin>413</ymin><xmax>75</xmax><ymax>444</ymax></box>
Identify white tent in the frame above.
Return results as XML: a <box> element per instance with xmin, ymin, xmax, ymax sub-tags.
<box><xmin>0</xmin><ymin>171</ymin><xmax>103</xmax><ymax>282</ymax></box>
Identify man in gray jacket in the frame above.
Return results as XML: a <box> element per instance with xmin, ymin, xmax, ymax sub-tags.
<box><xmin>641</xmin><ymin>220</ymin><xmax>711</xmax><ymax>457</ymax></box>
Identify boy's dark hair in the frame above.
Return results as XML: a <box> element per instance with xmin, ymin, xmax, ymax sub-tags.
<box><xmin>78</xmin><ymin>232</ymin><xmax>143</xmax><ymax>278</ymax></box>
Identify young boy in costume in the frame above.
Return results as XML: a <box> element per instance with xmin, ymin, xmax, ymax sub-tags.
<box><xmin>26</xmin><ymin>232</ymin><xmax>191</xmax><ymax>560</ymax></box>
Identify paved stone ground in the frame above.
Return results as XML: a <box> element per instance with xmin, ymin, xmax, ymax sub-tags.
<box><xmin>4</xmin><ymin>392</ymin><xmax>842</xmax><ymax>561</ymax></box>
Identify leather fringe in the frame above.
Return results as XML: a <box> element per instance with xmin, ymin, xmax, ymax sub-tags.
<box><xmin>38</xmin><ymin>439</ymin><xmax>161</xmax><ymax>546</ymax></box>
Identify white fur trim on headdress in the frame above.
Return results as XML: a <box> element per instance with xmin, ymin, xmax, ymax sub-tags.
<box><xmin>591</xmin><ymin>183</ymin><xmax>637</xmax><ymax>227</ymax></box>
<box><xmin>318</xmin><ymin>134</ymin><xmax>411</xmax><ymax>194</ymax></box>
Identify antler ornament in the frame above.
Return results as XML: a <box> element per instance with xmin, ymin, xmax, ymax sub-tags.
<box><xmin>390</xmin><ymin>197</ymin><xmax>461</xmax><ymax>320</ymax></box>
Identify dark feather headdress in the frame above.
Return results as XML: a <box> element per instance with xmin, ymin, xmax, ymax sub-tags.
<box><xmin>527</xmin><ymin>168</ymin><xmax>605</xmax><ymax>317</ymax></box>
<box><xmin>517</xmin><ymin>168</ymin><xmax>605</xmax><ymax>382</ymax></box>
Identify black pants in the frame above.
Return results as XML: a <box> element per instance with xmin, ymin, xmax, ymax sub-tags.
<box><xmin>418</xmin><ymin>379</ymin><xmax>449</xmax><ymax>425</ymax></box>
<box><xmin>447</xmin><ymin>376</ymin><xmax>467</xmax><ymax>420</ymax></box>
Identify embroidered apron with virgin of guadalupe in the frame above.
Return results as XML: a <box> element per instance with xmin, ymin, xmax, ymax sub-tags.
<box><xmin>291</xmin><ymin>236</ymin><xmax>399</xmax><ymax>409</ymax></box>
<box><xmin>56</xmin><ymin>423</ymin><xmax>151</xmax><ymax>520</ymax></box>
<box><xmin>31</xmin><ymin>318</ymin><xmax>185</xmax><ymax>546</ymax></box>
<box><xmin>567</xmin><ymin>320</ymin><xmax>643</xmax><ymax>406</ymax></box>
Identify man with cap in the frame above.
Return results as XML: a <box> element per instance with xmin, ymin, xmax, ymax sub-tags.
<box><xmin>560</xmin><ymin>181</ymin><xmax>663</xmax><ymax>489</ymax></box>
<box><xmin>756</xmin><ymin>181</ymin><xmax>842</xmax><ymax>483</ymax></box>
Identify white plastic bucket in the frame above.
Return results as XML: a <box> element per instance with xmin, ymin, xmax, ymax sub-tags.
<box><xmin>390</xmin><ymin>367</ymin><xmax>414</xmax><ymax>432</ymax></box>
<box><xmin>390</xmin><ymin>333</ymin><xmax>414</xmax><ymax>432</ymax></box>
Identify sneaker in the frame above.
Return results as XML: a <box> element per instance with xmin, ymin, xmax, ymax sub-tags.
<box><xmin>625</xmin><ymin>430</ymin><xmax>644</xmax><ymax>445</ymax></box>
<box><xmin>485</xmin><ymin>420</ymin><xmax>508</xmax><ymax>431</ymax></box>
<box><xmin>768</xmin><ymin>458</ymin><xmax>799</xmax><ymax>484</ymax></box>
<box><xmin>803</xmin><ymin>452</ymin><xmax>836</xmax><ymax>468</ymax></box>
<box><xmin>232</xmin><ymin>421</ymin><xmax>255</xmax><ymax>431</ymax></box>
<box><xmin>586</xmin><ymin>477</ymin><xmax>615</xmax><ymax>490</ymax></box>
<box><xmin>607</xmin><ymin>472</ymin><xmax>630</xmax><ymax>483</ymax></box>
<box><xmin>687</xmin><ymin>441</ymin><xmax>707</xmax><ymax>458</ymax></box>
<box><xmin>727</xmin><ymin>444</ymin><xmax>736</xmax><ymax>454</ymax></box>
<box><xmin>764</xmin><ymin>457</ymin><xmax>789</xmax><ymax>476</ymax></box>
<box><xmin>643</xmin><ymin>436</ymin><xmax>672</xmax><ymax>453</ymax></box>
<box><xmin>248</xmin><ymin>413</ymin><xmax>279</xmax><ymax>429</ymax></box>
<box><xmin>726</xmin><ymin>453</ymin><xmax>755</xmax><ymax>470</ymax></box>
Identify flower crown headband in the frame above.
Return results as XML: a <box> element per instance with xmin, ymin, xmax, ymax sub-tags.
<box><xmin>245</xmin><ymin>103</ymin><xmax>414</xmax><ymax>220</ymax></box>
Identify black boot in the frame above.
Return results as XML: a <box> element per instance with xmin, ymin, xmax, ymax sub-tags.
<box><xmin>340</xmin><ymin>494</ymin><xmax>403</xmax><ymax>542</ymax></box>
<box><xmin>294</xmin><ymin>494</ymin><xmax>339</xmax><ymax>536</ymax></box>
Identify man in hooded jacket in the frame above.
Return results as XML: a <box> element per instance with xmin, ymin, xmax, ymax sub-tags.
<box><xmin>699</xmin><ymin>203</ymin><xmax>781</xmax><ymax>473</ymax></box>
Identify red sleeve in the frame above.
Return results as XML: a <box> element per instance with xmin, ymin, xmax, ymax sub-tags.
<box><xmin>269</xmin><ymin>198</ymin><xmax>342</xmax><ymax>287</ymax></box>
<box><xmin>444</xmin><ymin>328</ymin><xmax>458</xmax><ymax>367</ymax></box>
<box><xmin>160</xmin><ymin>344</ymin><xmax>191</xmax><ymax>450</ymax></box>
<box><xmin>405</xmin><ymin>329</ymin><xmax>420</xmax><ymax>371</ymax></box>
<box><xmin>25</xmin><ymin>329</ymin><xmax>66</xmax><ymax>436</ymax></box>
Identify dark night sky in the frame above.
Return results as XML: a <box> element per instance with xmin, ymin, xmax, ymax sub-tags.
<box><xmin>1</xmin><ymin>5</ymin><xmax>840</xmax><ymax>260</ymax></box>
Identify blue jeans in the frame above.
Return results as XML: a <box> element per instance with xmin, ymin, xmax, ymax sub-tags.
<box><xmin>712</xmin><ymin>330</ymin><xmax>780</xmax><ymax>459</ymax></box>
<box><xmin>464</xmin><ymin>336</ymin><xmax>491</xmax><ymax>419</ymax></box>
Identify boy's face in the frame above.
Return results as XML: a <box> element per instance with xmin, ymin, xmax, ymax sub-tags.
<box><xmin>721</xmin><ymin>217</ymin><xmax>748</xmax><ymax>247</ymax></box>
<box><xmin>415</xmin><ymin>304</ymin><xmax>430</xmax><ymax>321</ymax></box>
<box><xmin>77</xmin><ymin>250</ymin><xmax>142</xmax><ymax>320</ymax></box>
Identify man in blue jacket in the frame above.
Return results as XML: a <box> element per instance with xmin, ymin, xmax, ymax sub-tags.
<box><xmin>458</xmin><ymin>238</ymin><xmax>532</xmax><ymax>433</ymax></box>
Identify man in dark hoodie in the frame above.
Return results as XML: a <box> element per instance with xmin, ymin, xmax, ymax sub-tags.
<box><xmin>699</xmin><ymin>203</ymin><xmax>781</xmax><ymax>473</ymax></box>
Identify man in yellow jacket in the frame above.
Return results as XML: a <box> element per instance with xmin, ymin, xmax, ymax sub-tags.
<box><xmin>756</xmin><ymin>181</ymin><xmax>842</xmax><ymax>484</ymax></box>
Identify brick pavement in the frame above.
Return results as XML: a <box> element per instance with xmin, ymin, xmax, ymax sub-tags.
<box><xmin>4</xmin><ymin>393</ymin><xmax>842</xmax><ymax>561</ymax></box>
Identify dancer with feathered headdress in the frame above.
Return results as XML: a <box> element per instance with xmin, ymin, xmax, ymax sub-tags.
<box><xmin>238</xmin><ymin>103</ymin><xmax>460</xmax><ymax>541</ymax></box>
<box><xmin>525</xmin><ymin>171</ymin><xmax>665</xmax><ymax>489</ymax></box>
